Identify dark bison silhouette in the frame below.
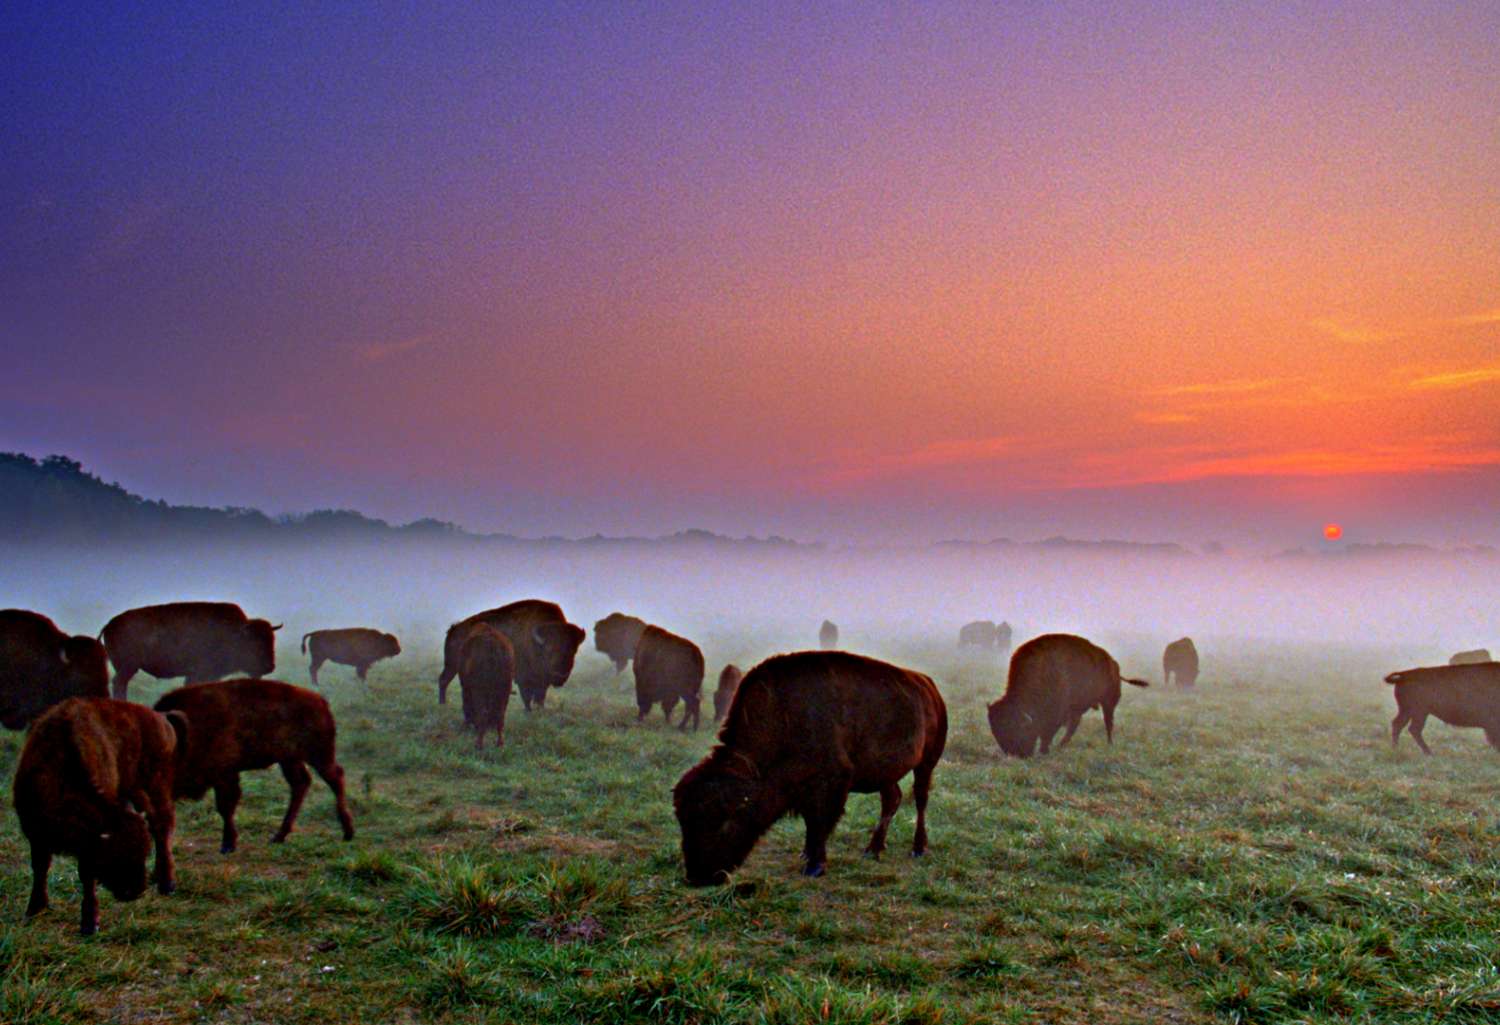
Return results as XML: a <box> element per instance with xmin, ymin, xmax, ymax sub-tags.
<box><xmin>459</xmin><ymin>624</ymin><xmax>515</xmax><ymax>750</ymax></box>
<box><xmin>818</xmin><ymin>620</ymin><xmax>839</xmax><ymax>649</ymax></box>
<box><xmin>989</xmin><ymin>634</ymin><xmax>1148</xmax><ymax>757</ymax></box>
<box><xmin>1163</xmin><ymin>637</ymin><xmax>1200</xmax><ymax>688</ymax></box>
<box><xmin>593</xmin><ymin>612</ymin><xmax>648</xmax><ymax>673</ymax></box>
<box><xmin>301</xmin><ymin>628</ymin><xmax>400</xmax><ymax>685</ymax></box>
<box><xmin>0</xmin><ymin>608</ymin><xmax>109</xmax><ymax>729</ymax></box>
<box><xmin>633</xmin><ymin>624</ymin><xmax>706</xmax><ymax>731</ymax></box>
<box><xmin>713</xmin><ymin>664</ymin><xmax>743</xmax><ymax>724</ymax></box>
<box><xmin>438</xmin><ymin>600</ymin><xmax>585</xmax><ymax>712</ymax></box>
<box><xmin>101</xmin><ymin>601</ymin><xmax>279</xmax><ymax>700</ymax></box>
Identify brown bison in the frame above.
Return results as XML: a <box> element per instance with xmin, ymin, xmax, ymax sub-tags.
<box><xmin>988</xmin><ymin>634</ymin><xmax>1148</xmax><ymax>757</ymax></box>
<box><xmin>153</xmin><ymin>679</ymin><xmax>354</xmax><ymax>852</ymax></box>
<box><xmin>1163</xmin><ymin>637</ymin><xmax>1200</xmax><ymax>688</ymax></box>
<box><xmin>958</xmin><ymin>620</ymin><xmax>997</xmax><ymax>648</ymax></box>
<box><xmin>633</xmin><ymin>625</ymin><xmax>706</xmax><ymax>730</ymax></box>
<box><xmin>101</xmin><ymin>601</ymin><xmax>280</xmax><ymax>700</ymax></box>
<box><xmin>301</xmin><ymin>628</ymin><xmax>401</xmax><ymax>685</ymax></box>
<box><xmin>1</xmin><ymin>608</ymin><xmax>109</xmax><ymax>729</ymax></box>
<box><xmin>713</xmin><ymin>664</ymin><xmax>743</xmax><ymax>724</ymax></box>
<box><xmin>1385</xmin><ymin>663</ymin><xmax>1500</xmax><ymax>754</ymax></box>
<box><xmin>13</xmin><ymin>697</ymin><xmax>186</xmax><ymax>934</ymax></box>
<box><xmin>438</xmin><ymin>600</ymin><xmax>586</xmax><ymax>712</ymax></box>
<box><xmin>593</xmin><ymin>612</ymin><xmax>647</xmax><ymax>673</ymax></box>
<box><xmin>996</xmin><ymin>621</ymin><xmax>1013</xmax><ymax>655</ymax></box>
<box><xmin>819</xmin><ymin>620</ymin><xmax>839</xmax><ymax>649</ymax></box>
<box><xmin>459</xmin><ymin>624</ymin><xmax>515</xmax><ymax>750</ymax></box>
<box><xmin>673</xmin><ymin>651</ymin><xmax>947</xmax><ymax>884</ymax></box>
<box><xmin>1449</xmin><ymin>649</ymin><xmax>1493</xmax><ymax>666</ymax></box>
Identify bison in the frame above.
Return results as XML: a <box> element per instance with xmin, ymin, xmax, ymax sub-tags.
<box><xmin>633</xmin><ymin>625</ymin><xmax>706</xmax><ymax>731</ymax></box>
<box><xmin>1163</xmin><ymin>637</ymin><xmax>1200</xmax><ymax>688</ymax></box>
<box><xmin>819</xmin><ymin>620</ymin><xmax>839</xmax><ymax>649</ymax></box>
<box><xmin>1449</xmin><ymin>649</ymin><xmax>1493</xmax><ymax>666</ymax></box>
<box><xmin>13</xmin><ymin>697</ymin><xmax>186</xmax><ymax>934</ymax></box>
<box><xmin>301</xmin><ymin>628</ymin><xmax>401</xmax><ymax>685</ymax></box>
<box><xmin>713</xmin><ymin>664</ymin><xmax>743</xmax><ymax>724</ymax></box>
<box><xmin>996</xmin><ymin>621</ymin><xmax>1013</xmax><ymax>656</ymax></box>
<box><xmin>101</xmin><ymin>601</ymin><xmax>280</xmax><ymax>700</ymax></box>
<box><xmin>593</xmin><ymin>612</ymin><xmax>647</xmax><ymax>673</ymax></box>
<box><xmin>1385</xmin><ymin>663</ymin><xmax>1500</xmax><ymax>754</ymax></box>
<box><xmin>1</xmin><ymin>608</ymin><xmax>109</xmax><ymax>729</ymax></box>
<box><xmin>459</xmin><ymin>624</ymin><xmax>515</xmax><ymax>749</ymax></box>
<box><xmin>153</xmin><ymin>679</ymin><xmax>354</xmax><ymax>852</ymax></box>
<box><xmin>673</xmin><ymin>651</ymin><xmax>947</xmax><ymax>884</ymax></box>
<box><xmin>958</xmin><ymin>620</ymin><xmax>997</xmax><ymax>648</ymax></box>
<box><xmin>988</xmin><ymin>634</ymin><xmax>1148</xmax><ymax>757</ymax></box>
<box><xmin>438</xmin><ymin>600</ymin><xmax>585</xmax><ymax>712</ymax></box>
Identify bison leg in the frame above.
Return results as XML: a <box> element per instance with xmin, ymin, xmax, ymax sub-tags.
<box><xmin>272</xmin><ymin>761</ymin><xmax>313</xmax><ymax>842</ymax></box>
<box><xmin>437</xmin><ymin>665</ymin><xmax>456</xmax><ymax>704</ymax></box>
<box><xmin>77</xmin><ymin>856</ymin><xmax>100</xmax><ymax>935</ymax></box>
<box><xmin>309</xmin><ymin>656</ymin><xmax>324</xmax><ymax>686</ymax></box>
<box><xmin>636</xmin><ymin>698</ymin><xmax>652</xmax><ymax>722</ymax></box>
<box><xmin>1102</xmin><ymin>700</ymin><xmax>1117</xmax><ymax>743</ymax></box>
<box><xmin>146</xmin><ymin>799</ymin><xmax>176</xmax><ymax>895</ymax></box>
<box><xmin>662</xmin><ymin>696</ymin><xmax>678</xmax><ymax>723</ymax></box>
<box><xmin>679</xmin><ymin>697</ymin><xmax>701</xmax><ymax>733</ymax></box>
<box><xmin>798</xmin><ymin>777</ymin><xmax>851</xmax><ymax>878</ymax></box>
<box><xmin>864</xmin><ymin>783</ymin><xmax>903</xmax><ymax>858</ymax></box>
<box><xmin>355</xmin><ymin>662</ymin><xmax>370</xmax><ymax>681</ymax></box>
<box><xmin>312</xmin><ymin>757</ymin><xmax>356</xmax><ymax>841</ymax></box>
<box><xmin>911</xmin><ymin>762</ymin><xmax>935</xmax><ymax>857</ymax></box>
<box><xmin>25</xmin><ymin>844</ymin><xmax>51</xmax><ymax>919</ymax></box>
<box><xmin>214</xmin><ymin>775</ymin><xmax>243</xmax><ymax>853</ymax></box>
<box><xmin>110</xmin><ymin>666</ymin><xmax>138</xmax><ymax>701</ymax></box>
<box><xmin>1407</xmin><ymin>715</ymin><xmax>1434</xmax><ymax>756</ymax></box>
<box><xmin>1390</xmin><ymin>711</ymin><xmax>1408</xmax><ymax>748</ymax></box>
<box><xmin>1057</xmin><ymin>714</ymin><xmax>1083</xmax><ymax>749</ymax></box>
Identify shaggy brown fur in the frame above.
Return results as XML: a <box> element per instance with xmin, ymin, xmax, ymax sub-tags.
<box><xmin>101</xmin><ymin>601</ymin><xmax>279</xmax><ymax>700</ymax></box>
<box><xmin>593</xmin><ymin>612</ymin><xmax>648</xmax><ymax>673</ymax></box>
<box><xmin>673</xmin><ymin>651</ymin><xmax>947</xmax><ymax>885</ymax></box>
<box><xmin>153</xmin><ymin>679</ymin><xmax>353</xmax><ymax>852</ymax></box>
<box><xmin>1163</xmin><ymin>637</ymin><xmax>1200</xmax><ymax>688</ymax></box>
<box><xmin>300</xmin><ymin>628</ymin><xmax>400</xmax><ymax>685</ymax></box>
<box><xmin>634</xmin><ymin>625</ymin><xmax>706</xmax><ymax>731</ymax></box>
<box><xmin>0</xmin><ymin>609</ymin><xmax>108</xmax><ymax>730</ymax></box>
<box><xmin>438</xmin><ymin>600</ymin><xmax>585</xmax><ymax>712</ymax></box>
<box><xmin>988</xmin><ymin>634</ymin><xmax>1148</xmax><ymax>757</ymax></box>
<box><xmin>1385</xmin><ymin>663</ymin><xmax>1500</xmax><ymax>754</ymax></box>
<box><xmin>459</xmin><ymin>624</ymin><xmax>516</xmax><ymax>749</ymax></box>
<box><xmin>713</xmin><ymin>664</ymin><xmax>743</xmax><ymax>724</ymax></box>
<box><xmin>13</xmin><ymin>697</ymin><xmax>186</xmax><ymax>934</ymax></box>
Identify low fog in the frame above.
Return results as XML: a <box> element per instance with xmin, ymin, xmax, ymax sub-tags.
<box><xmin>5</xmin><ymin>538</ymin><xmax>1493</xmax><ymax>677</ymax></box>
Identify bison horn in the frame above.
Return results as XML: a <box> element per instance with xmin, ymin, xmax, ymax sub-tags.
<box><xmin>99</xmin><ymin>832</ymin><xmax>112</xmax><ymax>840</ymax></box>
<box><xmin>532</xmin><ymin>626</ymin><xmax>547</xmax><ymax>648</ymax></box>
<box><xmin>271</xmin><ymin>623</ymin><xmax>284</xmax><ymax>631</ymax></box>
<box><xmin>58</xmin><ymin>645</ymin><xmax>69</xmax><ymax>665</ymax></box>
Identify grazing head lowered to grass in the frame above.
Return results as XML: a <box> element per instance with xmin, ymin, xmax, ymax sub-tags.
<box><xmin>1385</xmin><ymin>662</ymin><xmax>1500</xmax><ymax>754</ymax></box>
<box><xmin>673</xmin><ymin>650</ymin><xmax>947</xmax><ymax>885</ymax></box>
<box><xmin>988</xmin><ymin>633</ymin><xmax>1148</xmax><ymax>758</ymax></box>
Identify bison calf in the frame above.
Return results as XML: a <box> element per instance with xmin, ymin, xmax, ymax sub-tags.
<box><xmin>712</xmin><ymin>664</ymin><xmax>743</xmax><ymax>724</ymax></box>
<box><xmin>1385</xmin><ymin>663</ymin><xmax>1500</xmax><ymax>754</ymax></box>
<box><xmin>13</xmin><ymin>697</ymin><xmax>186</xmax><ymax>934</ymax></box>
<box><xmin>673</xmin><ymin>651</ymin><xmax>947</xmax><ymax>884</ymax></box>
<box><xmin>459</xmin><ymin>625</ymin><xmax>515</xmax><ymax>749</ymax></box>
<box><xmin>1</xmin><ymin>608</ymin><xmax>109</xmax><ymax>730</ymax></box>
<box><xmin>301</xmin><ymin>627</ymin><xmax>400</xmax><ymax>685</ymax></box>
<box><xmin>989</xmin><ymin>633</ymin><xmax>1148</xmax><ymax>757</ymax></box>
<box><xmin>634</xmin><ymin>625</ymin><xmax>706</xmax><ymax>731</ymax></box>
<box><xmin>1163</xmin><ymin>637</ymin><xmax>1200</xmax><ymax>688</ymax></box>
<box><xmin>153</xmin><ymin>679</ymin><xmax>354</xmax><ymax>852</ymax></box>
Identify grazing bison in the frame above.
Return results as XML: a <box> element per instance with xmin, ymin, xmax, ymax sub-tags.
<box><xmin>819</xmin><ymin>620</ymin><xmax>839</xmax><ymax>649</ymax></box>
<box><xmin>593</xmin><ymin>613</ymin><xmax>648</xmax><ymax>673</ymax></box>
<box><xmin>13</xmin><ymin>697</ymin><xmax>186</xmax><ymax>934</ymax></box>
<box><xmin>1163</xmin><ymin>637</ymin><xmax>1200</xmax><ymax>688</ymax></box>
<box><xmin>988</xmin><ymin>634</ymin><xmax>1148</xmax><ymax>758</ymax></box>
<box><xmin>301</xmin><ymin>628</ymin><xmax>400</xmax><ymax>685</ymax></box>
<box><xmin>958</xmin><ymin>620</ymin><xmax>997</xmax><ymax>648</ymax></box>
<box><xmin>633</xmin><ymin>625</ymin><xmax>706</xmax><ymax>731</ymax></box>
<box><xmin>153</xmin><ymin>679</ymin><xmax>354</xmax><ymax>852</ymax></box>
<box><xmin>438</xmin><ymin>600</ymin><xmax>586</xmax><ymax>712</ymax></box>
<box><xmin>101</xmin><ymin>601</ymin><xmax>280</xmax><ymax>700</ymax></box>
<box><xmin>673</xmin><ymin>651</ymin><xmax>947</xmax><ymax>884</ymax></box>
<box><xmin>1385</xmin><ymin>663</ymin><xmax>1500</xmax><ymax>754</ymax></box>
<box><xmin>713</xmin><ymin>664</ymin><xmax>743</xmax><ymax>724</ymax></box>
<box><xmin>1449</xmin><ymin>649</ymin><xmax>1493</xmax><ymax>666</ymax></box>
<box><xmin>1</xmin><ymin>609</ymin><xmax>109</xmax><ymax>729</ymax></box>
<box><xmin>459</xmin><ymin>625</ymin><xmax>515</xmax><ymax>750</ymax></box>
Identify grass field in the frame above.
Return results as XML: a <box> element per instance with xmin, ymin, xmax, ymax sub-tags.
<box><xmin>3</xmin><ymin>632</ymin><xmax>1500</xmax><ymax>1024</ymax></box>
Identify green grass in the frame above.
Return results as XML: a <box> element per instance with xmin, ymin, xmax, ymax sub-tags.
<box><xmin>3</xmin><ymin>634</ymin><xmax>1500</xmax><ymax>1023</ymax></box>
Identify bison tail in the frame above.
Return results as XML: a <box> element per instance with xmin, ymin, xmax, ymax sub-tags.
<box><xmin>1124</xmin><ymin>677</ymin><xmax>1149</xmax><ymax>688</ymax></box>
<box><xmin>301</xmin><ymin>632</ymin><xmax>312</xmax><ymax>654</ymax></box>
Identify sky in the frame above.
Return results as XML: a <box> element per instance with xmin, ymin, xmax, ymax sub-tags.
<box><xmin>4</xmin><ymin>1</ymin><xmax>1499</xmax><ymax>548</ymax></box>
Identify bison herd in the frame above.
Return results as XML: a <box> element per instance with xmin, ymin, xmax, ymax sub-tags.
<box><xmin>3</xmin><ymin>597</ymin><xmax>1498</xmax><ymax>931</ymax></box>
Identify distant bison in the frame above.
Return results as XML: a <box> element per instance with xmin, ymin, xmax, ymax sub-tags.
<box><xmin>13</xmin><ymin>697</ymin><xmax>186</xmax><ymax>934</ymax></box>
<box><xmin>593</xmin><ymin>613</ymin><xmax>648</xmax><ymax>673</ymax></box>
<box><xmin>673</xmin><ymin>651</ymin><xmax>947</xmax><ymax>884</ymax></box>
<box><xmin>1449</xmin><ymin>649</ymin><xmax>1493</xmax><ymax>666</ymax></box>
<box><xmin>101</xmin><ymin>601</ymin><xmax>280</xmax><ymax>700</ymax></box>
<box><xmin>988</xmin><ymin>634</ymin><xmax>1148</xmax><ymax>757</ymax></box>
<box><xmin>300</xmin><ymin>628</ymin><xmax>400</xmax><ymax>685</ymax></box>
<box><xmin>153</xmin><ymin>679</ymin><xmax>354</xmax><ymax>852</ymax></box>
<box><xmin>819</xmin><ymin>620</ymin><xmax>839</xmax><ymax>649</ymax></box>
<box><xmin>1</xmin><ymin>608</ymin><xmax>109</xmax><ymax>729</ymax></box>
<box><xmin>958</xmin><ymin>620</ymin><xmax>997</xmax><ymax>648</ymax></box>
<box><xmin>1385</xmin><ymin>663</ymin><xmax>1500</xmax><ymax>754</ymax></box>
<box><xmin>634</xmin><ymin>625</ymin><xmax>706</xmax><ymax>731</ymax></box>
<box><xmin>438</xmin><ymin>600</ymin><xmax>586</xmax><ymax>712</ymax></box>
<box><xmin>713</xmin><ymin>664</ymin><xmax>743</xmax><ymax>724</ymax></box>
<box><xmin>459</xmin><ymin>624</ymin><xmax>515</xmax><ymax>749</ymax></box>
<box><xmin>1163</xmin><ymin>637</ymin><xmax>1200</xmax><ymax>688</ymax></box>
<box><xmin>996</xmin><ymin>621</ymin><xmax>1013</xmax><ymax>655</ymax></box>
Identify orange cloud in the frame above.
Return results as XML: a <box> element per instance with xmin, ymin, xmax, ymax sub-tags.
<box><xmin>1308</xmin><ymin>317</ymin><xmax>1394</xmax><ymax>345</ymax></box>
<box><xmin>1453</xmin><ymin>309</ymin><xmax>1500</xmax><ymax>327</ymax></box>
<box><xmin>1149</xmin><ymin>378</ymin><xmax>1288</xmax><ymax>398</ymax></box>
<box><xmin>1134</xmin><ymin>412</ymin><xmax>1197</xmax><ymax>425</ymax></box>
<box><xmin>1408</xmin><ymin>364</ymin><xmax>1500</xmax><ymax>390</ymax></box>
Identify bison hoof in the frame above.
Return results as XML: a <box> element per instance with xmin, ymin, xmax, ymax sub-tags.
<box><xmin>910</xmin><ymin>848</ymin><xmax>927</xmax><ymax>858</ymax></box>
<box><xmin>270</xmin><ymin>833</ymin><xmax>289</xmax><ymax>844</ymax></box>
<box><xmin>159</xmin><ymin>880</ymin><xmax>176</xmax><ymax>896</ymax></box>
<box><xmin>80</xmin><ymin>920</ymin><xmax>98</xmax><ymax>936</ymax></box>
<box><xmin>801</xmin><ymin>863</ymin><xmax>826</xmax><ymax>878</ymax></box>
<box><xmin>862</xmin><ymin>847</ymin><xmax>883</xmax><ymax>860</ymax></box>
<box><xmin>220</xmin><ymin>843</ymin><xmax>236</xmax><ymax>855</ymax></box>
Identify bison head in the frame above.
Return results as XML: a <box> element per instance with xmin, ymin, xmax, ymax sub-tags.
<box><xmin>240</xmin><ymin>620</ymin><xmax>280</xmax><ymax>677</ymax></box>
<box><xmin>532</xmin><ymin>622</ymin><xmax>585</xmax><ymax>687</ymax></box>
<box><xmin>94</xmin><ymin>810</ymin><xmax>152</xmax><ymax>901</ymax></box>
<box><xmin>60</xmin><ymin>636</ymin><xmax>110</xmax><ymax>696</ymax></box>
<box><xmin>672</xmin><ymin>758</ymin><xmax>785</xmax><ymax>886</ymax></box>
<box><xmin>987</xmin><ymin>699</ymin><xmax>1039</xmax><ymax>758</ymax></box>
<box><xmin>380</xmin><ymin>633</ymin><xmax>402</xmax><ymax>658</ymax></box>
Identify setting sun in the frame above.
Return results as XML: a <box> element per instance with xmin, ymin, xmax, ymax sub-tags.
<box><xmin>1324</xmin><ymin>523</ymin><xmax>1344</xmax><ymax>541</ymax></box>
